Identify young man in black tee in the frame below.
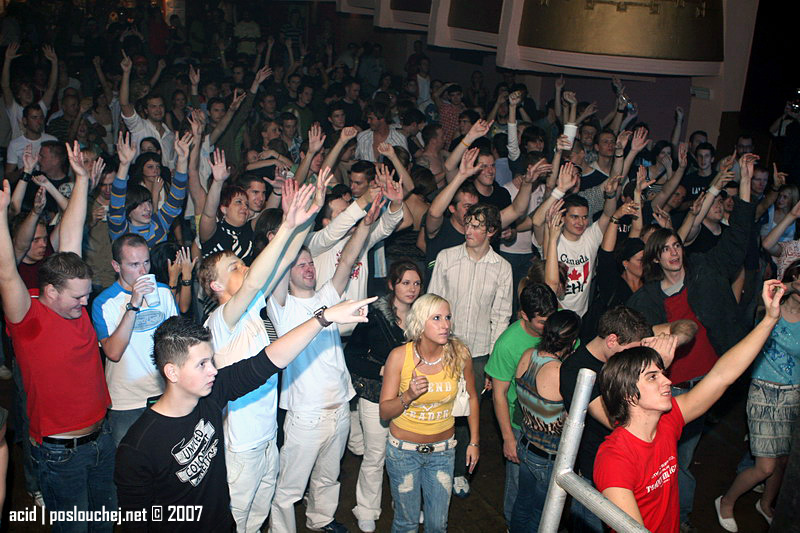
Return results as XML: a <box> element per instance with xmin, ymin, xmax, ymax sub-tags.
<box><xmin>115</xmin><ymin>306</ymin><xmax>374</xmax><ymax>531</ymax></box>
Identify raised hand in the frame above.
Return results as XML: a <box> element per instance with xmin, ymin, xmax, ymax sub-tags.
<box><xmin>167</xmin><ymin>251</ymin><xmax>183</xmax><ymax>283</ymax></box>
<box><xmin>637</xmin><ymin>165</ymin><xmax>654</xmax><ymax>191</ymax></box>
<box><xmin>562</xmin><ymin>91</ymin><xmax>577</xmax><ymax>105</ymax></box>
<box><xmin>631</xmin><ymin>127</ymin><xmax>648</xmax><ymax>152</ymax></box>
<box><xmin>678</xmin><ymin>142</ymin><xmax>688</xmax><ymax>169</ymax></box>
<box><xmin>381</xmin><ymin>172</ymin><xmax>404</xmax><ymax>204</ymax></box>
<box><xmin>230</xmin><ymin>88</ymin><xmax>246</xmax><ymax>110</ymax></box>
<box><xmin>652</xmin><ymin>206</ymin><xmax>673</xmax><ymax>229</ymax></box>
<box><xmin>120</xmin><ymin>50</ymin><xmax>132</xmax><ymax>73</ymax></box>
<box><xmin>5</xmin><ymin>42</ymin><xmax>20</xmax><ymax>62</ymax></box>
<box><xmin>689</xmin><ymin>192</ymin><xmax>705</xmax><ymax>216</ymax></box>
<box><xmin>762</xmin><ymin>279</ymin><xmax>785</xmax><ymax>320</ymax></box>
<box><xmin>179</xmin><ymin>247</ymin><xmax>197</xmax><ymax>279</ymax></box>
<box><xmin>555</xmin><ymin>134</ymin><xmax>573</xmax><ymax>152</ymax></box>
<box><xmin>772</xmin><ymin>162</ymin><xmax>787</xmax><ymax>189</ymax></box>
<box><xmin>254</xmin><ymin>65</ymin><xmax>272</xmax><ymax>85</ymax></box>
<box><xmin>188</xmin><ymin>108</ymin><xmax>206</xmax><ymax>137</ymax></box>
<box><xmin>675</xmin><ymin>106</ymin><xmax>684</xmax><ymax>121</ymax></box>
<box><xmin>280</xmin><ymin>176</ymin><xmax>298</xmax><ymax>214</ymax></box>
<box><xmin>458</xmin><ymin>147</ymin><xmax>481</xmax><ymax>177</ymax></box>
<box><xmin>603</xmin><ymin>175</ymin><xmax>622</xmax><ymax>197</ymax></box>
<box><xmin>42</xmin><ymin>45</ymin><xmax>57</xmax><ymax>63</ymax></box>
<box><xmin>738</xmin><ymin>153</ymin><xmax>759</xmax><ymax>183</ymax></box>
<box><xmin>546</xmin><ymin>199</ymin><xmax>565</xmax><ymax>239</ymax></box>
<box><xmin>525</xmin><ymin>159</ymin><xmax>552</xmax><ymax>184</ymax></box>
<box><xmin>509</xmin><ymin>91</ymin><xmax>522</xmax><ymax>107</ymax></box>
<box><xmin>363</xmin><ymin>193</ymin><xmax>385</xmax><ymax>226</ymax></box>
<box><xmin>641</xmin><ymin>334</ymin><xmax>678</xmax><ymax>366</ymax></box>
<box><xmin>613</xmin><ymin>200</ymin><xmax>639</xmax><ymax>219</ymax></box>
<box><xmin>718</xmin><ymin>154</ymin><xmax>736</xmax><ymax>173</ymax></box>
<box><xmin>615</xmin><ymin>130</ymin><xmax>632</xmax><ymax>152</ymax></box>
<box><xmin>467</xmin><ymin>119</ymin><xmax>493</xmax><ymax>141</ymax></box>
<box><xmin>116</xmin><ymin>132</ymin><xmax>136</xmax><ymax>166</ymax></box>
<box><xmin>22</xmin><ymin>143</ymin><xmax>37</xmax><ymax>174</ymax></box>
<box><xmin>611</xmin><ymin>75</ymin><xmax>624</xmax><ymax>94</ymax></box>
<box><xmin>555</xmin><ymin>75</ymin><xmax>565</xmax><ymax>91</ymax></box>
<box><xmin>308</xmin><ymin>123</ymin><xmax>325</xmax><ymax>153</ymax></box>
<box><xmin>283</xmin><ymin>183</ymin><xmax>319</xmax><ymax>229</ymax></box>
<box><xmin>210</xmin><ymin>148</ymin><xmax>230</xmax><ymax>183</ymax></box>
<box><xmin>340</xmin><ymin>126</ymin><xmax>358</xmax><ymax>142</ymax></box>
<box><xmin>377</xmin><ymin>142</ymin><xmax>395</xmax><ymax>158</ymax></box>
<box><xmin>90</xmin><ymin>157</ymin><xmax>106</xmax><ymax>191</ymax></box>
<box><xmin>556</xmin><ymin>162</ymin><xmax>579</xmax><ymax>193</ymax></box>
<box><xmin>188</xmin><ymin>64</ymin><xmax>200</xmax><ymax>87</ymax></box>
<box><xmin>33</xmin><ymin>186</ymin><xmax>46</xmax><ymax>215</ymax></box>
<box><xmin>174</xmin><ymin>131</ymin><xmax>193</xmax><ymax>159</ymax></box>
<box><xmin>66</xmin><ymin>141</ymin><xmax>88</xmax><ymax>179</ymax></box>
<box><xmin>314</xmin><ymin>167</ymin><xmax>334</xmax><ymax>209</ymax></box>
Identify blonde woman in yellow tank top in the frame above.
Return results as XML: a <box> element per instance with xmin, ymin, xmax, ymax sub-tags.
<box><xmin>379</xmin><ymin>293</ymin><xmax>480</xmax><ymax>533</ymax></box>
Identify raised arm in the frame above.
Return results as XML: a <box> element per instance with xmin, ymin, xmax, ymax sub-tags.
<box><xmin>119</xmin><ymin>51</ymin><xmax>134</xmax><ymax>118</ymax></box>
<box><xmin>294</xmin><ymin>123</ymin><xmax>326</xmax><ymax>185</ymax></box>
<box><xmin>554</xmin><ymin>76</ymin><xmax>565</xmax><ymax>123</ymax></box>
<box><xmin>0</xmin><ymin>180</ymin><xmax>32</xmax><ymax>323</ymax></box>
<box><xmin>427</xmin><ymin>148</ymin><xmax>480</xmax><ymax>239</ymax></box>
<box><xmin>544</xmin><ymin>200</ymin><xmax>564</xmax><ymax>295</ymax></box>
<box><xmin>377</xmin><ymin>142</ymin><xmax>414</xmax><ymax>194</ymax></box>
<box><xmin>148</xmin><ymin>58</ymin><xmax>166</xmax><ymax>90</ymax></box>
<box><xmin>755</xmin><ymin>162</ymin><xmax>784</xmax><ymax>221</ymax></box>
<box><xmin>678</xmin><ymin>280</ymin><xmax>783</xmax><ymax>423</ymax></box>
<box><xmin>186</xmin><ymin>110</ymin><xmax>208</xmax><ymax>211</ymax></box>
<box><xmin>59</xmin><ymin>141</ymin><xmax>90</xmax><ymax>255</ymax></box>
<box><xmin>1</xmin><ymin>43</ymin><xmax>19</xmax><ymax>110</ymax></box>
<box><xmin>12</xmin><ymin>186</ymin><xmax>45</xmax><ymax>263</ymax></box>
<box><xmin>621</xmin><ymin>127</ymin><xmax>648</xmax><ymax>180</ymax></box>
<box><xmin>108</xmin><ymin>132</ymin><xmax>135</xmax><ymax>240</ymax></box>
<box><xmin>40</xmin><ymin>45</ymin><xmax>58</xmax><ymax>109</ymax></box>
<box><xmin>531</xmin><ymin>162</ymin><xmax>579</xmax><ymax>245</ymax></box>
<box><xmin>500</xmin><ymin>158</ymin><xmax>552</xmax><ymax>228</ymax></box>
<box><xmin>321</xmin><ymin>126</ymin><xmax>358</xmax><ymax>178</ymax></box>
<box><xmin>222</xmin><ymin>181</ymin><xmax>320</xmax><ymax>329</ymax></box>
<box><xmin>331</xmin><ymin>195</ymin><xmax>384</xmax><ymax>296</ymax></box>
<box><xmin>155</xmin><ymin>133</ymin><xmax>191</xmax><ymax>229</ymax></box>
<box><xmin>671</xmin><ymin>106</ymin><xmax>684</xmax><ymax>148</ymax></box>
<box><xmin>199</xmin><ymin>148</ymin><xmax>228</xmax><ymax>243</ymax></box>
<box><xmin>92</xmin><ymin>56</ymin><xmax>114</xmax><ymax>106</ymax></box>
<box><xmin>208</xmin><ymin>89</ymin><xmax>247</xmax><ymax>145</ymax></box>
<box><xmin>763</xmin><ymin>200</ymin><xmax>800</xmax><ymax>256</ymax></box>
<box><xmin>444</xmin><ymin>119</ymin><xmax>492</xmax><ymax>180</ymax></box>
<box><xmin>651</xmin><ymin>142</ymin><xmax>688</xmax><ymax>211</ymax></box>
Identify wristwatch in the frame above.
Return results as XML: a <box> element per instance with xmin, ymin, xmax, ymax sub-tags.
<box><xmin>180</xmin><ymin>278</ymin><xmax>193</xmax><ymax>287</ymax></box>
<box><xmin>125</xmin><ymin>302</ymin><xmax>140</xmax><ymax>313</ymax></box>
<box><xmin>313</xmin><ymin>306</ymin><xmax>332</xmax><ymax>327</ymax></box>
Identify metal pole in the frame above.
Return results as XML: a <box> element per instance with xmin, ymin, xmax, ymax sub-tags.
<box><xmin>538</xmin><ymin>368</ymin><xmax>650</xmax><ymax>533</ymax></box>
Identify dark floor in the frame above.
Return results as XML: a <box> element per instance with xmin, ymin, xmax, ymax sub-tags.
<box><xmin>0</xmin><ymin>376</ymin><xmax>773</xmax><ymax>532</ymax></box>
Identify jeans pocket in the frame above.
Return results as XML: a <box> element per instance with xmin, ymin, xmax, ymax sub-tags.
<box><xmin>226</xmin><ymin>449</ymin><xmax>245</xmax><ymax>484</ymax></box>
<box><xmin>36</xmin><ymin>444</ymin><xmax>77</xmax><ymax>466</ymax></box>
<box><xmin>289</xmin><ymin>411</ymin><xmax>322</xmax><ymax>431</ymax></box>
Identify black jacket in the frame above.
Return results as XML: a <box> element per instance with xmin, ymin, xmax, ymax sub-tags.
<box><xmin>344</xmin><ymin>295</ymin><xmax>406</xmax><ymax>403</ymax></box>
<box><xmin>628</xmin><ymin>197</ymin><xmax>755</xmax><ymax>359</ymax></box>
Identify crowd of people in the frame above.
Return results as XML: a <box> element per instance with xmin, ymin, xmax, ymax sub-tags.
<box><xmin>0</xmin><ymin>1</ymin><xmax>798</xmax><ymax>533</ymax></box>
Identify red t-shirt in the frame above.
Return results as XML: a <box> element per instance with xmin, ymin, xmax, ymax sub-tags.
<box><xmin>663</xmin><ymin>287</ymin><xmax>718</xmax><ymax>383</ymax></box>
<box><xmin>6</xmin><ymin>294</ymin><xmax>110</xmax><ymax>442</ymax></box>
<box><xmin>594</xmin><ymin>398</ymin><xmax>685</xmax><ymax>533</ymax></box>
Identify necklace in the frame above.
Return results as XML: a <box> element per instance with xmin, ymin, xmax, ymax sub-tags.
<box><xmin>414</xmin><ymin>344</ymin><xmax>443</xmax><ymax>366</ymax></box>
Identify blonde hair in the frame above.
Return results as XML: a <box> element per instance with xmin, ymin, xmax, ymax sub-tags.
<box><xmin>404</xmin><ymin>293</ymin><xmax>471</xmax><ymax>379</ymax></box>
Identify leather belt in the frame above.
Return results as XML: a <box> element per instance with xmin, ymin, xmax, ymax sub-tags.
<box><xmin>519</xmin><ymin>436</ymin><xmax>557</xmax><ymax>461</ymax></box>
<box><xmin>40</xmin><ymin>430</ymin><xmax>101</xmax><ymax>449</ymax></box>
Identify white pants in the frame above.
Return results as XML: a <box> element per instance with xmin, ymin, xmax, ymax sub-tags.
<box><xmin>226</xmin><ymin>438</ymin><xmax>279</xmax><ymax>533</ymax></box>
<box><xmin>270</xmin><ymin>404</ymin><xmax>350</xmax><ymax>532</ymax></box>
<box><xmin>352</xmin><ymin>398</ymin><xmax>390</xmax><ymax>521</ymax></box>
<box><xmin>348</xmin><ymin>399</ymin><xmax>365</xmax><ymax>455</ymax></box>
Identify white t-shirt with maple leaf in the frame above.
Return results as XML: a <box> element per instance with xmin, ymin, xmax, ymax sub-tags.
<box><xmin>556</xmin><ymin>223</ymin><xmax>604</xmax><ymax>317</ymax></box>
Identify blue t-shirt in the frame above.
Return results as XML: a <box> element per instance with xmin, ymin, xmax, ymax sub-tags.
<box><xmin>751</xmin><ymin>316</ymin><xmax>800</xmax><ymax>385</ymax></box>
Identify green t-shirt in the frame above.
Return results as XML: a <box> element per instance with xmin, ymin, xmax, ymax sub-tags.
<box><xmin>486</xmin><ymin>320</ymin><xmax>541</xmax><ymax>430</ymax></box>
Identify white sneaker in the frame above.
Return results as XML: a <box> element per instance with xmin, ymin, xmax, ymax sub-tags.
<box><xmin>357</xmin><ymin>519</ymin><xmax>376</xmax><ymax>532</ymax></box>
<box><xmin>453</xmin><ymin>475</ymin><xmax>470</xmax><ymax>498</ymax></box>
<box><xmin>29</xmin><ymin>491</ymin><xmax>45</xmax><ymax>510</ymax></box>
<box><xmin>0</xmin><ymin>365</ymin><xmax>11</xmax><ymax>380</ymax></box>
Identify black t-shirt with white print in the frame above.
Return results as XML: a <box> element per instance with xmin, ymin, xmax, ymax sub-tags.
<box><xmin>114</xmin><ymin>348</ymin><xmax>280</xmax><ymax>532</ymax></box>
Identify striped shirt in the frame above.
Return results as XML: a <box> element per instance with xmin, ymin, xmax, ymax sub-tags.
<box><xmin>108</xmin><ymin>171</ymin><xmax>188</xmax><ymax>246</ymax></box>
<box><xmin>428</xmin><ymin>244</ymin><xmax>513</xmax><ymax>357</ymax></box>
<box><xmin>355</xmin><ymin>127</ymin><xmax>409</xmax><ymax>162</ymax></box>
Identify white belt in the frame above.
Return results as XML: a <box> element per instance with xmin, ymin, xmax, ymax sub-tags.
<box><xmin>388</xmin><ymin>436</ymin><xmax>457</xmax><ymax>453</ymax></box>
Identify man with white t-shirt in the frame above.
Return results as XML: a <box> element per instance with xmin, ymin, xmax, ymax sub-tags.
<box><xmin>199</xmin><ymin>180</ymin><xmax>321</xmax><ymax>533</ymax></box>
<box><xmin>5</xmin><ymin>105</ymin><xmax>56</xmax><ymax>182</ymax></box>
<box><xmin>268</xmin><ymin>197</ymin><xmax>385</xmax><ymax>533</ymax></box>
<box><xmin>532</xmin><ymin>162</ymin><xmax>618</xmax><ymax>317</ymax></box>
<box><xmin>92</xmin><ymin>233</ymin><xmax>177</xmax><ymax>445</ymax></box>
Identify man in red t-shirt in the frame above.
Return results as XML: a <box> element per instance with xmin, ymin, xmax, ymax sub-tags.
<box><xmin>595</xmin><ymin>280</ymin><xmax>783</xmax><ymax>533</ymax></box>
<box><xmin>0</xmin><ymin>143</ymin><xmax>115</xmax><ymax>531</ymax></box>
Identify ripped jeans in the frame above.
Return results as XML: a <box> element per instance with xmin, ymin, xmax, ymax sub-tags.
<box><xmin>385</xmin><ymin>437</ymin><xmax>456</xmax><ymax>533</ymax></box>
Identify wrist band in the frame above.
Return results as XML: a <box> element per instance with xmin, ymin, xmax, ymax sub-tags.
<box><xmin>468</xmin><ymin>442</ymin><xmax>480</xmax><ymax>448</ymax></box>
<box><xmin>551</xmin><ymin>188</ymin><xmax>565</xmax><ymax>200</ymax></box>
<box><xmin>399</xmin><ymin>394</ymin><xmax>410</xmax><ymax>411</ymax></box>
<box><xmin>708</xmin><ymin>186</ymin><xmax>721</xmax><ymax>196</ymax></box>
<box><xmin>170</xmin><ymin>285</ymin><xmax>179</xmax><ymax>291</ymax></box>
<box><xmin>610</xmin><ymin>215</ymin><xmax>621</xmax><ymax>224</ymax></box>
<box><xmin>180</xmin><ymin>278</ymin><xmax>192</xmax><ymax>287</ymax></box>
<box><xmin>461</xmin><ymin>138</ymin><xmax>471</xmax><ymax>148</ymax></box>
<box><xmin>21</xmin><ymin>172</ymin><xmax>32</xmax><ymax>183</ymax></box>
<box><xmin>604</xmin><ymin>191</ymin><xmax>617</xmax><ymax>199</ymax></box>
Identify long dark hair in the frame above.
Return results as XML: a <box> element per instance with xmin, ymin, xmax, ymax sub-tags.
<box><xmin>387</xmin><ymin>259</ymin><xmax>424</xmax><ymax>299</ymax></box>
<box><xmin>538</xmin><ymin>310</ymin><xmax>581</xmax><ymax>357</ymax></box>
<box><xmin>642</xmin><ymin>228</ymin><xmax>684</xmax><ymax>282</ymax></box>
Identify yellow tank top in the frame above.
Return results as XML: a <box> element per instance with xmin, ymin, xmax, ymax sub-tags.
<box><xmin>393</xmin><ymin>342</ymin><xmax>458</xmax><ymax>435</ymax></box>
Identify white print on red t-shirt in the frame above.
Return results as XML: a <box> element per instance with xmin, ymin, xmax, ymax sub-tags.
<box><xmin>334</xmin><ymin>250</ymin><xmax>363</xmax><ymax>280</ymax></box>
<box><xmin>645</xmin><ymin>455</ymin><xmax>678</xmax><ymax>494</ymax></box>
<box><xmin>560</xmin><ymin>253</ymin><xmax>590</xmax><ymax>296</ymax></box>
<box><xmin>172</xmin><ymin>419</ymin><xmax>219</xmax><ymax>486</ymax></box>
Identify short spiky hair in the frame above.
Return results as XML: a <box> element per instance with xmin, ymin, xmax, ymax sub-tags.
<box><xmin>152</xmin><ymin>316</ymin><xmax>212</xmax><ymax>373</ymax></box>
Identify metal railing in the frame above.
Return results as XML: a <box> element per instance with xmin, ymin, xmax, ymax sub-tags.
<box><xmin>538</xmin><ymin>368</ymin><xmax>650</xmax><ymax>533</ymax></box>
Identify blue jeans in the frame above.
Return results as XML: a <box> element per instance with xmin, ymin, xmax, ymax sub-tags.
<box><xmin>510</xmin><ymin>442</ymin><xmax>555</xmax><ymax>533</ymax></box>
<box><xmin>108</xmin><ymin>407</ymin><xmax>146</xmax><ymax>447</ymax></box>
<box><xmin>385</xmin><ymin>438</ymin><xmax>455</xmax><ymax>533</ymax></box>
<box><xmin>503</xmin><ymin>427</ymin><xmax>521</xmax><ymax>527</ymax></box>
<box><xmin>30</xmin><ymin>421</ymin><xmax>116</xmax><ymax>533</ymax></box>
<box><xmin>672</xmin><ymin>381</ymin><xmax>705</xmax><ymax>524</ymax></box>
<box><xmin>12</xmin><ymin>360</ymin><xmax>38</xmax><ymax>494</ymax></box>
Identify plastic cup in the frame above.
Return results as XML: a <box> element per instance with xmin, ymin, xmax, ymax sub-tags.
<box><xmin>138</xmin><ymin>274</ymin><xmax>160</xmax><ymax>307</ymax></box>
<box><xmin>563</xmin><ymin>123</ymin><xmax>578</xmax><ymax>146</ymax></box>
